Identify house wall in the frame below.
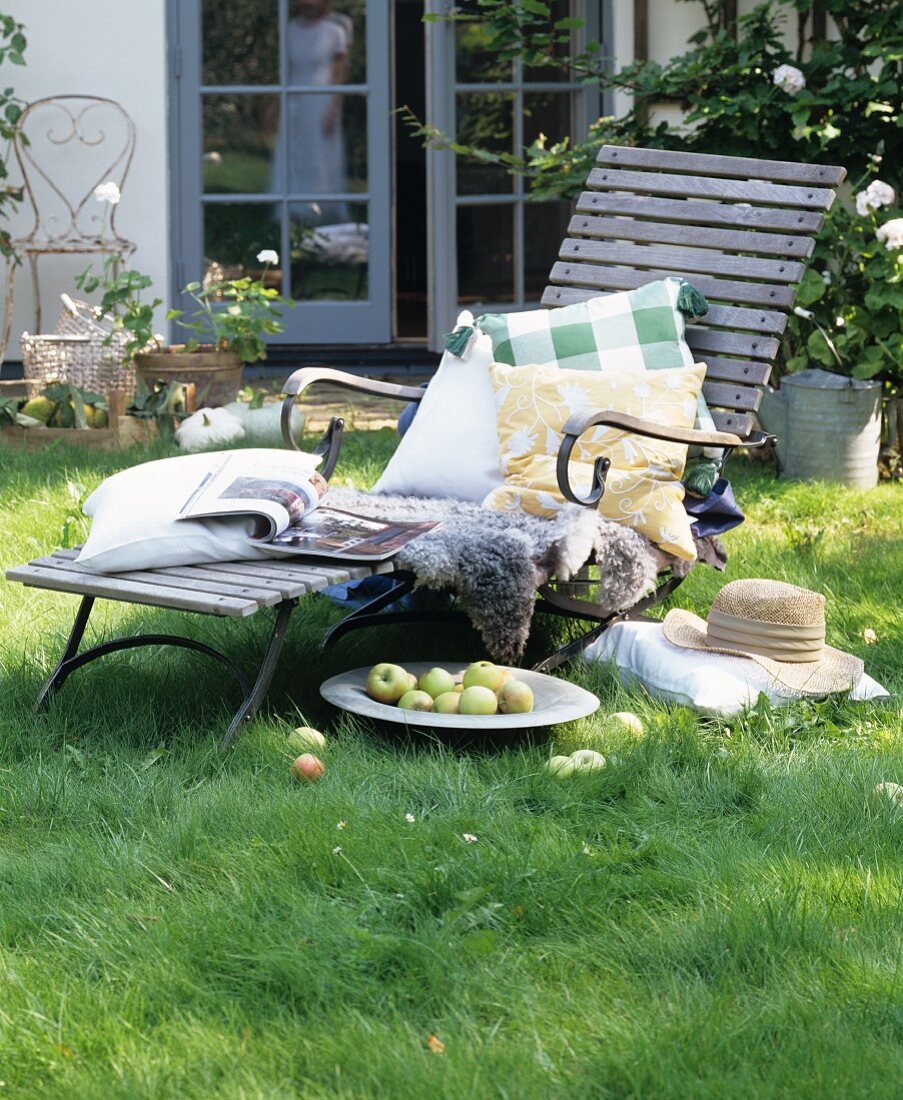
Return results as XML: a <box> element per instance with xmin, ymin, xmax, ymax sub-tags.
<box><xmin>2</xmin><ymin>2</ymin><xmax>169</xmax><ymax>358</ymax></box>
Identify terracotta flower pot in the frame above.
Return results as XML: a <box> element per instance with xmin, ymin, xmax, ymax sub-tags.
<box><xmin>134</xmin><ymin>345</ymin><xmax>244</xmax><ymax>408</ymax></box>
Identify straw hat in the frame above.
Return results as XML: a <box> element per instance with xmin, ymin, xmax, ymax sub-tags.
<box><xmin>662</xmin><ymin>579</ymin><xmax>863</xmax><ymax>696</ymax></box>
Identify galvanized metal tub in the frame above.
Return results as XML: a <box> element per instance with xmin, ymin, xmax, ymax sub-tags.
<box><xmin>758</xmin><ymin>369</ymin><xmax>881</xmax><ymax>489</ymax></box>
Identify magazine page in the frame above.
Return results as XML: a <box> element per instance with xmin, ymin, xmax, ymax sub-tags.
<box><xmin>260</xmin><ymin>507</ymin><xmax>439</xmax><ymax>561</ymax></box>
<box><xmin>178</xmin><ymin>453</ymin><xmax>328</xmax><ymax>540</ymax></box>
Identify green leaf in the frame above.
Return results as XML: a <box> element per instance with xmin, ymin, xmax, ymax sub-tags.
<box><xmin>796</xmin><ymin>269</ymin><xmax>827</xmax><ymax>307</ymax></box>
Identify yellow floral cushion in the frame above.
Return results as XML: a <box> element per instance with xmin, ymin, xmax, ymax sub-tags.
<box><xmin>484</xmin><ymin>361</ymin><xmax>707</xmax><ymax>560</ymax></box>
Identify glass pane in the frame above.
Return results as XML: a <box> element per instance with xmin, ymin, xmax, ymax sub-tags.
<box><xmin>202</xmin><ymin>0</ymin><xmax>279</xmax><ymax>85</ymax></box>
<box><xmin>524</xmin><ymin>0</ymin><xmax>574</xmax><ymax>83</ymax></box>
<box><xmin>203</xmin><ymin>203</ymin><xmax>281</xmax><ymax>286</ymax></box>
<box><xmin>290</xmin><ymin>202</ymin><xmax>369</xmax><ymax>301</ymax></box>
<box><xmin>524</xmin><ymin>200</ymin><xmax>571</xmax><ymax>299</ymax></box>
<box><xmin>457</xmin><ymin>205</ymin><xmax>514</xmax><ymax>305</ymax></box>
<box><xmin>456</xmin><ymin>93</ymin><xmax>514</xmax><ymax>196</ymax></box>
<box><xmin>455</xmin><ymin>1</ymin><xmax>512</xmax><ymax>83</ymax></box>
<box><xmin>284</xmin><ymin>0</ymin><xmax>366</xmax><ymax>85</ymax></box>
<box><xmin>523</xmin><ymin>91</ymin><xmax>572</xmax><ymax>149</ymax></box>
<box><xmin>278</xmin><ymin>93</ymin><xmax>366</xmax><ymax>194</ymax></box>
<box><xmin>203</xmin><ymin>95</ymin><xmax>277</xmax><ymax>195</ymax></box>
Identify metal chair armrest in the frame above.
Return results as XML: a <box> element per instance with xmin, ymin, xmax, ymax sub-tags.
<box><xmin>280</xmin><ymin>366</ymin><xmax>428</xmax><ymax>477</ymax></box>
<box><xmin>555</xmin><ymin>410</ymin><xmax>749</xmax><ymax>508</ymax></box>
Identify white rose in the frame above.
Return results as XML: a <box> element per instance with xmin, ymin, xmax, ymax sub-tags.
<box><xmin>855</xmin><ymin>179</ymin><xmax>896</xmax><ymax>216</ymax></box>
<box><xmin>256</xmin><ymin>249</ymin><xmax>279</xmax><ymax>265</ymax></box>
<box><xmin>93</xmin><ymin>180</ymin><xmax>121</xmax><ymax>205</ymax></box>
<box><xmin>876</xmin><ymin>218</ymin><xmax>903</xmax><ymax>251</ymax></box>
<box><xmin>772</xmin><ymin>64</ymin><xmax>805</xmax><ymax>95</ymax></box>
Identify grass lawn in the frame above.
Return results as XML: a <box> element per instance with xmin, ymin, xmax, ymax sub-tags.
<box><xmin>0</xmin><ymin>432</ymin><xmax>901</xmax><ymax>1098</ymax></box>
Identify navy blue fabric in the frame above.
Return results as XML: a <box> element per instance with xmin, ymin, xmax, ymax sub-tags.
<box><xmin>685</xmin><ymin>478</ymin><xmax>745</xmax><ymax>538</ymax></box>
<box><xmin>322</xmin><ymin>573</ymin><xmax>455</xmax><ymax>613</ymax></box>
<box><xmin>397</xmin><ymin>382</ymin><xmax>430</xmax><ymax>436</ymax></box>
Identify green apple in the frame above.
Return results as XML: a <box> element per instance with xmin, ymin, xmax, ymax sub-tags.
<box><xmin>398</xmin><ymin>689</ymin><xmax>434</xmax><ymax>712</ymax></box>
<box><xmin>545</xmin><ymin>755</ymin><xmax>576</xmax><ymax>778</ymax></box>
<box><xmin>405</xmin><ymin>672</ymin><xmax>418</xmax><ymax>692</ymax></box>
<box><xmin>417</xmin><ymin>667</ymin><xmax>456</xmax><ymax>699</ymax></box>
<box><xmin>458</xmin><ymin>685</ymin><xmax>498</xmax><ymax>715</ymax></box>
<box><xmin>366</xmin><ymin>663</ymin><xmax>411</xmax><ymax>704</ymax></box>
<box><xmin>453</xmin><ymin>684</ymin><xmax>464</xmax><ymax>694</ymax></box>
<box><xmin>462</xmin><ymin>661</ymin><xmax>508</xmax><ymax>693</ymax></box>
<box><xmin>570</xmin><ymin>749</ymin><xmax>606</xmax><ymax>773</ymax></box>
<box><xmin>497</xmin><ymin>679</ymin><xmax>534</xmax><ymax>714</ymax></box>
<box><xmin>433</xmin><ymin>691</ymin><xmax>461</xmax><ymax>714</ymax></box>
<box><xmin>610</xmin><ymin>711</ymin><xmax>644</xmax><ymax>737</ymax></box>
<box><xmin>288</xmin><ymin>726</ymin><xmax>327</xmax><ymax>753</ymax></box>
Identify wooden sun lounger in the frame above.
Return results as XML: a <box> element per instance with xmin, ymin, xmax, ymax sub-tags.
<box><xmin>6</xmin><ymin>144</ymin><xmax>846</xmax><ymax>744</ymax></box>
<box><xmin>6</xmin><ymin>548</ymin><xmax>391</xmax><ymax>749</ymax></box>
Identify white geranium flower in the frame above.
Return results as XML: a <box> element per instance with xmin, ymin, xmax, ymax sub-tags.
<box><xmin>855</xmin><ymin>180</ymin><xmax>896</xmax><ymax>216</ymax></box>
<box><xmin>405</xmin><ymin>813</ymin><xmax>415</xmax><ymax>823</ymax></box>
<box><xmin>462</xmin><ymin>833</ymin><xmax>478</xmax><ymax>844</ymax></box>
<box><xmin>773</xmin><ymin>64</ymin><xmax>805</xmax><ymax>94</ymax></box>
<box><xmin>256</xmin><ymin>249</ymin><xmax>279</xmax><ymax>264</ymax></box>
<box><xmin>877</xmin><ymin>218</ymin><xmax>903</xmax><ymax>251</ymax></box>
<box><xmin>93</xmin><ymin>181</ymin><xmax>121</xmax><ymax>205</ymax></box>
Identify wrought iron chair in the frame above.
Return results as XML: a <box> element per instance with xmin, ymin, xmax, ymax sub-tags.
<box><xmin>279</xmin><ymin>145</ymin><xmax>847</xmax><ymax>669</ymax></box>
<box><xmin>1</xmin><ymin>95</ymin><xmax>136</xmax><ymax>361</ymax></box>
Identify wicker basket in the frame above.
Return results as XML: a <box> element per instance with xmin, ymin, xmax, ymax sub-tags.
<box><xmin>20</xmin><ymin>296</ymin><xmax>136</xmax><ymax>395</ymax></box>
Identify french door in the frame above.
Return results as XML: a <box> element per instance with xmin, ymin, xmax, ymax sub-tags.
<box><xmin>426</xmin><ymin>0</ymin><xmax>601</xmax><ymax>345</ymax></box>
<box><xmin>170</xmin><ymin>0</ymin><xmax>392</xmax><ymax>344</ymax></box>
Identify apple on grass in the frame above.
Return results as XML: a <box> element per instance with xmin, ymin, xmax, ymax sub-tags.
<box><xmin>418</xmin><ymin>667</ymin><xmax>456</xmax><ymax>699</ymax></box>
<box><xmin>497</xmin><ymin>679</ymin><xmax>533</xmax><ymax>714</ymax></box>
<box><xmin>291</xmin><ymin>753</ymin><xmax>325</xmax><ymax>781</ymax></box>
<box><xmin>570</xmin><ymin>749</ymin><xmax>606</xmax><ymax>773</ymax></box>
<box><xmin>366</xmin><ymin>663</ymin><xmax>411</xmax><ymax>705</ymax></box>
<box><xmin>458</xmin><ymin>685</ymin><xmax>498</xmax><ymax>716</ymax></box>
<box><xmin>462</xmin><ymin>661</ymin><xmax>508</xmax><ymax>694</ymax></box>
<box><xmin>398</xmin><ymin>689</ymin><xmax>434</xmax><ymax>712</ymax></box>
<box><xmin>288</xmin><ymin>726</ymin><xmax>327</xmax><ymax>753</ymax></box>
<box><xmin>610</xmin><ymin>712</ymin><xmax>644</xmax><ymax>737</ymax></box>
<box><xmin>546</xmin><ymin>755</ymin><xmax>575</xmax><ymax>778</ymax></box>
<box><xmin>433</xmin><ymin>691</ymin><xmax>461</xmax><ymax>715</ymax></box>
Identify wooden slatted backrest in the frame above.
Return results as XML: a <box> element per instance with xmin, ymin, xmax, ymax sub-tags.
<box><xmin>542</xmin><ymin>145</ymin><xmax>846</xmax><ymax>438</ymax></box>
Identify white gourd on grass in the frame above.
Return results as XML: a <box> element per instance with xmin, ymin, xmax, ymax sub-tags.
<box><xmin>175</xmin><ymin>407</ymin><xmax>246</xmax><ymax>451</ymax></box>
<box><xmin>224</xmin><ymin>393</ymin><xmax>305</xmax><ymax>445</ymax></box>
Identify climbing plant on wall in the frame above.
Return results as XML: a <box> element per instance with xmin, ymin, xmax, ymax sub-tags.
<box><xmin>0</xmin><ymin>12</ymin><xmax>27</xmax><ymax>260</ymax></box>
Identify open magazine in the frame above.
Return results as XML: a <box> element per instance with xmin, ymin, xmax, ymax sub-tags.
<box><xmin>178</xmin><ymin>452</ymin><xmax>438</xmax><ymax>561</ymax></box>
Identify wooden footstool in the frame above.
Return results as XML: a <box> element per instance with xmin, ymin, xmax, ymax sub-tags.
<box><xmin>6</xmin><ymin>549</ymin><xmax>395</xmax><ymax>748</ymax></box>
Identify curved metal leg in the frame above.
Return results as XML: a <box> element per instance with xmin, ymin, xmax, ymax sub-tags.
<box><xmin>531</xmin><ymin>574</ymin><xmax>687</xmax><ymax>673</ymax></box>
<box><xmin>320</xmin><ymin>574</ymin><xmax>414</xmax><ymax>651</ymax></box>
<box><xmin>36</xmin><ymin>595</ymin><xmax>96</xmax><ymax>707</ymax></box>
<box><xmin>220</xmin><ymin>598</ymin><xmax>297</xmax><ymax>751</ymax></box>
<box><xmin>35</xmin><ymin>595</ymin><xmax>299</xmax><ymax>751</ymax></box>
<box><xmin>28</xmin><ymin>252</ymin><xmax>41</xmax><ymax>334</ymax></box>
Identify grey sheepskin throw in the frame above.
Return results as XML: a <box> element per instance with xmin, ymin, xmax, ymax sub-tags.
<box><xmin>328</xmin><ymin>488</ymin><xmax>660</xmax><ymax>662</ymax></box>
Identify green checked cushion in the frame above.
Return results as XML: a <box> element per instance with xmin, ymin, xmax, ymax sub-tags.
<box><xmin>476</xmin><ymin>278</ymin><xmax>696</xmax><ymax>374</ymax></box>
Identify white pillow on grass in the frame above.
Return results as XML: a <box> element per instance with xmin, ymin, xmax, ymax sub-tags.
<box><xmin>585</xmin><ymin>621</ymin><xmax>889</xmax><ymax>716</ymax></box>
<box><xmin>76</xmin><ymin>449</ymin><xmax>321</xmax><ymax>573</ymax></box>
<box><xmin>373</xmin><ymin>310</ymin><xmax>504</xmax><ymax>502</ymax></box>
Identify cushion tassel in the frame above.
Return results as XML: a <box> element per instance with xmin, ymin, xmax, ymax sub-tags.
<box><xmin>443</xmin><ymin>324</ymin><xmax>477</xmax><ymax>357</ymax></box>
<box><xmin>683</xmin><ymin>458</ymin><xmax>720</xmax><ymax>499</ymax></box>
<box><xmin>677</xmin><ymin>281</ymin><xmax>709</xmax><ymax>320</ymax></box>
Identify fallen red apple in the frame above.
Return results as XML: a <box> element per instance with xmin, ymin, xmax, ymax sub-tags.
<box><xmin>291</xmin><ymin>753</ymin><xmax>325</xmax><ymax>781</ymax></box>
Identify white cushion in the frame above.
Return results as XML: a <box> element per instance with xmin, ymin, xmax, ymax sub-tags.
<box><xmin>372</xmin><ymin>311</ymin><xmax>504</xmax><ymax>502</ymax></box>
<box><xmin>585</xmin><ymin>620</ymin><xmax>890</xmax><ymax>716</ymax></box>
<box><xmin>76</xmin><ymin>449</ymin><xmax>321</xmax><ymax>573</ymax></box>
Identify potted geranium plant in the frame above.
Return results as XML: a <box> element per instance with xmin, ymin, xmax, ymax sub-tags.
<box><xmin>133</xmin><ymin>249</ymin><xmax>291</xmax><ymax>405</ymax></box>
<box><xmin>79</xmin><ymin>187</ymin><xmax>291</xmax><ymax>406</ymax></box>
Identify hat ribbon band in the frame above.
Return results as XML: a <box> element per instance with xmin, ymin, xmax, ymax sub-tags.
<box><xmin>705</xmin><ymin>608</ymin><xmax>825</xmax><ymax>663</ymax></box>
